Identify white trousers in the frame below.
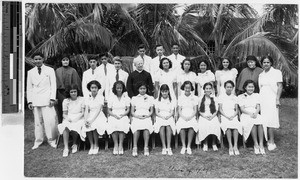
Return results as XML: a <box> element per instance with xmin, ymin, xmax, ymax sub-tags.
<box><xmin>33</xmin><ymin>106</ymin><xmax>58</xmax><ymax>146</ymax></box>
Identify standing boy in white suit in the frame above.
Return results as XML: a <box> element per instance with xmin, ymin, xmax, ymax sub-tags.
<box><xmin>27</xmin><ymin>52</ymin><xmax>58</xmax><ymax>150</ymax></box>
<box><xmin>168</xmin><ymin>43</ymin><xmax>186</xmax><ymax>73</ymax></box>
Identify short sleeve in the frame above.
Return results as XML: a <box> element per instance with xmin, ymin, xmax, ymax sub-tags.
<box><xmin>148</xmin><ymin>96</ymin><xmax>154</xmax><ymax>106</ymax></box>
<box><xmin>177</xmin><ymin>96</ymin><xmax>184</xmax><ymax>106</ymax></box>
<box><xmin>215</xmin><ymin>70</ymin><xmax>220</xmax><ymax>81</ymax></box>
<box><xmin>78</xmin><ymin>96</ymin><xmax>85</xmax><ymax>108</ymax></box>
<box><xmin>191</xmin><ymin>72</ymin><xmax>197</xmax><ymax>83</ymax></box>
<box><xmin>192</xmin><ymin>96</ymin><xmax>199</xmax><ymax>106</ymax></box>
<box><xmin>131</xmin><ymin>96</ymin><xmax>137</xmax><ymax>106</ymax></box>
<box><xmin>107</xmin><ymin>96</ymin><xmax>114</xmax><ymax>109</ymax></box>
<box><xmin>275</xmin><ymin>69</ymin><xmax>283</xmax><ymax>83</ymax></box>
<box><xmin>62</xmin><ymin>99</ymin><xmax>69</xmax><ymax>112</ymax></box>
<box><xmin>208</xmin><ymin>70</ymin><xmax>216</xmax><ymax>82</ymax></box>
<box><xmin>124</xmin><ymin>95</ymin><xmax>131</xmax><ymax>107</ymax></box>
<box><xmin>237</xmin><ymin>94</ymin><xmax>245</xmax><ymax>107</ymax></box>
<box><xmin>232</xmin><ymin>68</ymin><xmax>238</xmax><ymax>77</ymax></box>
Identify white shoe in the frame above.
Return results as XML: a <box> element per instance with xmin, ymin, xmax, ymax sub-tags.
<box><xmin>88</xmin><ymin>148</ymin><xmax>93</xmax><ymax>155</ymax></box>
<box><xmin>48</xmin><ymin>141</ymin><xmax>57</xmax><ymax>148</ymax></box>
<box><xmin>229</xmin><ymin>148</ymin><xmax>234</xmax><ymax>156</ymax></box>
<box><xmin>234</xmin><ymin>149</ymin><xmax>240</xmax><ymax>155</ymax></box>
<box><xmin>180</xmin><ymin>147</ymin><xmax>186</xmax><ymax>154</ymax></box>
<box><xmin>260</xmin><ymin>147</ymin><xmax>266</xmax><ymax>155</ymax></box>
<box><xmin>63</xmin><ymin>149</ymin><xmax>69</xmax><ymax>157</ymax></box>
<box><xmin>254</xmin><ymin>146</ymin><xmax>260</xmax><ymax>154</ymax></box>
<box><xmin>71</xmin><ymin>144</ymin><xmax>78</xmax><ymax>154</ymax></box>
<box><xmin>202</xmin><ymin>144</ymin><xmax>208</xmax><ymax>152</ymax></box>
<box><xmin>132</xmin><ymin>147</ymin><xmax>138</xmax><ymax>157</ymax></box>
<box><xmin>144</xmin><ymin>147</ymin><xmax>149</xmax><ymax>156</ymax></box>
<box><xmin>93</xmin><ymin>147</ymin><xmax>99</xmax><ymax>155</ymax></box>
<box><xmin>162</xmin><ymin>148</ymin><xmax>167</xmax><ymax>155</ymax></box>
<box><xmin>32</xmin><ymin>144</ymin><xmax>40</xmax><ymax>150</ymax></box>
<box><xmin>167</xmin><ymin>148</ymin><xmax>173</xmax><ymax>156</ymax></box>
<box><xmin>186</xmin><ymin>147</ymin><xmax>192</xmax><ymax>155</ymax></box>
<box><xmin>268</xmin><ymin>143</ymin><xmax>277</xmax><ymax>151</ymax></box>
<box><xmin>212</xmin><ymin>145</ymin><xmax>218</xmax><ymax>151</ymax></box>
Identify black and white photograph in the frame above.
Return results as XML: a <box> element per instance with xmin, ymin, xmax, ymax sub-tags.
<box><xmin>0</xmin><ymin>0</ymin><xmax>298</xmax><ymax>179</ymax></box>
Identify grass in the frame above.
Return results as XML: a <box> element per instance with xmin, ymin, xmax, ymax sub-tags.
<box><xmin>24</xmin><ymin>98</ymin><xmax>298</xmax><ymax>178</ymax></box>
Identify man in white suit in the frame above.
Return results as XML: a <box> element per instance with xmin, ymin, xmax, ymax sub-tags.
<box><xmin>27</xmin><ymin>52</ymin><xmax>58</xmax><ymax>150</ymax></box>
<box><xmin>132</xmin><ymin>44</ymin><xmax>152</xmax><ymax>73</ymax></box>
<box><xmin>97</xmin><ymin>52</ymin><xmax>115</xmax><ymax>102</ymax></box>
<box><xmin>168</xmin><ymin>43</ymin><xmax>186</xmax><ymax>73</ymax></box>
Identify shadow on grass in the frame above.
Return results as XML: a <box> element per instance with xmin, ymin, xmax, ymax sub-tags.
<box><xmin>24</xmin><ymin>98</ymin><xmax>298</xmax><ymax>178</ymax></box>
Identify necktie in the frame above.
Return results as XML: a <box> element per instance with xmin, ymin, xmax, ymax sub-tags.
<box><xmin>92</xmin><ymin>69</ymin><xmax>94</xmax><ymax>75</ymax></box>
<box><xmin>116</xmin><ymin>70</ymin><xmax>119</xmax><ymax>81</ymax></box>
<box><xmin>159</xmin><ymin>56</ymin><xmax>161</xmax><ymax>61</ymax></box>
<box><xmin>38</xmin><ymin>67</ymin><xmax>41</xmax><ymax>74</ymax></box>
<box><xmin>175</xmin><ymin>54</ymin><xmax>177</xmax><ymax>60</ymax></box>
<box><xmin>104</xmin><ymin>64</ymin><xmax>107</xmax><ymax>76</ymax></box>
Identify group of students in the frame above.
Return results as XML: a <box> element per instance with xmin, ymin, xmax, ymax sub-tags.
<box><xmin>27</xmin><ymin>43</ymin><xmax>283</xmax><ymax>158</ymax></box>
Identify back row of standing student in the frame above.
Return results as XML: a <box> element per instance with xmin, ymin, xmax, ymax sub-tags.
<box><xmin>82</xmin><ymin>53</ymin><xmax>128</xmax><ymax>101</ymax></box>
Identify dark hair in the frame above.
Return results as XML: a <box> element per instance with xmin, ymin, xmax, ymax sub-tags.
<box><xmin>202</xmin><ymin>82</ymin><xmax>213</xmax><ymax>90</ymax></box>
<box><xmin>138</xmin><ymin>44</ymin><xmax>146</xmax><ymax>50</ymax></box>
<box><xmin>246</xmin><ymin>55</ymin><xmax>261</xmax><ymax>68</ymax></box>
<box><xmin>65</xmin><ymin>84</ymin><xmax>82</xmax><ymax>98</ymax></box>
<box><xmin>180</xmin><ymin>80</ymin><xmax>194</xmax><ymax>91</ymax></box>
<box><xmin>181</xmin><ymin>58</ymin><xmax>192</xmax><ymax>71</ymax></box>
<box><xmin>32</xmin><ymin>52</ymin><xmax>44</xmax><ymax>58</ymax></box>
<box><xmin>155</xmin><ymin>44</ymin><xmax>163</xmax><ymax>49</ymax></box>
<box><xmin>87</xmin><ymin>80</ymin><xmax>101</xmax><ymax>91</ymax></box>
<box><xmin>159</xmin><ymin>57</ymin><xmax>173</xmax><ymax>70</ymax></box>
<box><xmin>224</xmin><ymin>80</ymin><xmax>235</xmax><ymax>88</ymax></box>
<box><xmin>158</xmin><ymin>84</ymin><xmax>172</xmax><ymax>101</ymax></box>
<box><xmin>199</xmin><ymin>95</ymin><xmax>216</xmax><ymax>114</ymax></box>
<box><xmin>136</xmin><ymin>81</ymin><xmax>148</xmax><ymax>90</ymax></box>
<box><xmin>88</xmin><ymin>55</ymin><xmax>98</xmax><ymax>61</ymax></box>
<box><xmin>112</xmin><ymin>81</ymin><xmax>127</xmax><ymax>95</ymax></box>
<box><xmin>242</xmin><ymin>79</ymin><xmax>256</xmax><ymax>92</ymax></box>
<box><xmin>219</xmin><ymin>57</ymin><xmax>233</xmax><ymax>70</ymax></box>
<box><xmin>171</xmin><ymin>42</ymin><xmax>179</xmax><ymax>47</ymax></box>
<box><xmin>198</xmin><ymin>59</ymin><xmax>211</xmax><ymax>72</ymax></box>
<box><xmin>113</xmin><ymin>56</ymin><xmax>122</xmax><ymax>63</ymax></box>
<box><xmin>200</xmin><ymin>82</ymin><xmax>216</xmax><ymax>114</ymax></box>
<box><xmin>261</xmin><ymin>56</ymin><xmax>274</xmax><ymax>66</ymax></box>
<box><xmin>99</xmin><ymin>52</ymin><xmax>109</xmax><ymax>59</ymax></box>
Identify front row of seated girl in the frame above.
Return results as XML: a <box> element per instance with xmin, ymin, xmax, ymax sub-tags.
<box><xmin>58</xmin><ymin>79</ymin><xmax>267</xmax><ymax>157</ymax></box>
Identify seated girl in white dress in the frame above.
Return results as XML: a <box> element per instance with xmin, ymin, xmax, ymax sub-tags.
<box><xmin>131</xmin><ymin>81</ymin><xmax>154</xmax><ymax>156</ymax></box>
<box><xmin>219</xmin><ymin>80</ymin><xmax>242</xmax><ymax>156</ymax></box>
<box><xmin>82</xmin><ymin>80</ymin><xmax>107</xmax><ymax>155</ymax></box>
<box><xmin>107</xmin><ymin>81</ymin><xmax>130</xmax><ymax>155</ymax></box>
<box><xmin>154</xmin><ymin>84</ymin><xmax>176</xmax><ymax>155</ymax></box>
<box><xmin>196</xmin><ymin>82</ymin><xmax>220</xmax><ymax>152</ymax></box>
<box><xmin>238</xmin><ymin>80</ymin><xmax>267</xmax><ymax>155</ymax></box>
<box><xmin>176</xmin><ymin>81</ymin><xmax>198</xmax><ymax>155</ymax></box>
<box><xmin>57</xmin><ymin>84</ymin><xmax>85</xmax><ymax>157</ymax></box>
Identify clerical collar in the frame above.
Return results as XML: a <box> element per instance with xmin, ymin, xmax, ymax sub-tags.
<box><xmin>136</xmin><ymin>69</ymin><xmax>143</xmax><ymax>73</ymax></box>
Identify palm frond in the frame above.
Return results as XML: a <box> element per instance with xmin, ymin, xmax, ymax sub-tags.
<box><xmin>228</xmin><ymin>32</ymin><xmax>298</xmax><ymax>85</ymax></box>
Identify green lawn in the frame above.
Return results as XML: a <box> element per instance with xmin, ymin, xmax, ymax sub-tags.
<box><xmin>24</xmin><ymin>98</ymin><xmax>298</xmax><ymax>178</ymax></box>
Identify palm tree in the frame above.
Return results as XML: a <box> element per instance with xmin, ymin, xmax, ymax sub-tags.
<box><xmin>133</xmin><ymin>4</ymin><xmax>208</xmax><ymax>57</ymax></box>
<box><xmin>183</xmin><ymin>3</ymin><xmax>298</xmax><ymax>85</ymax></box>
<box><xmin>25</xmin><ymin>3</ymin><xmax>148</xmax><ymax>60</ymax></box>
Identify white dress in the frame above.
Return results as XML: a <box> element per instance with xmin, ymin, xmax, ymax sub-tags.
<box><xmin>81</xmin><ymin>93</ymin><xmax>107</xmax><ymax>138</ymax></box>
<box><xmin>197</xmin><ymin>70</ymin><xmax>215</xmax><ymax>98</ymax></box>
<box><xmin>196</xmin><ymin>96</ymin><xmax>221</xmax><ymax>144</ymax></box>
<box><xmin>156</xmin><ymin>69</ymin><xmax>177</xmax><ymax>100</ymax></box>
<box><xmin>176</xmin><ymin>94</ymin><xmax>198</xmax><ymax>133</ymax></box>
<box><xmin>218</xmin><ymin>94</ymin><xmax>242</xmax><ymax>134</ymax></box>
<box><xmin>177</xmin><ymin>71</ymin><xmax>197</xmax><ymax>96</ymax></box>
<box><xmin>238</xmin><ymin>93</ymin><xmax>268</xmax><ymax>141</ymax></box>
<box><xmin>258</xmin><ymin>67</ymin><xmax>283</xmax><ymax>128</ymax></box>
<box><xmin>106</xmin><ymin>93</ymin><xmax>130</xmax><ymax>134</ymax></box>
<box><xmin>130</xmin><ymin>94</ymin><xmax>154</xmax><ymax>133</ymax></box>
<box><xmin>58</xmin><ymin>96</ymin><xmax>85</xmax><ymax>140</ymax></box>
<box><xmin>154</xmin><ymin>98</ymin><xmax>176</xmax><ymax>135</ymax></box>
<box><xmin>215</xmin><ymin>68</ymin><xmax>238</xmax><ymax>96</ymax></box>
